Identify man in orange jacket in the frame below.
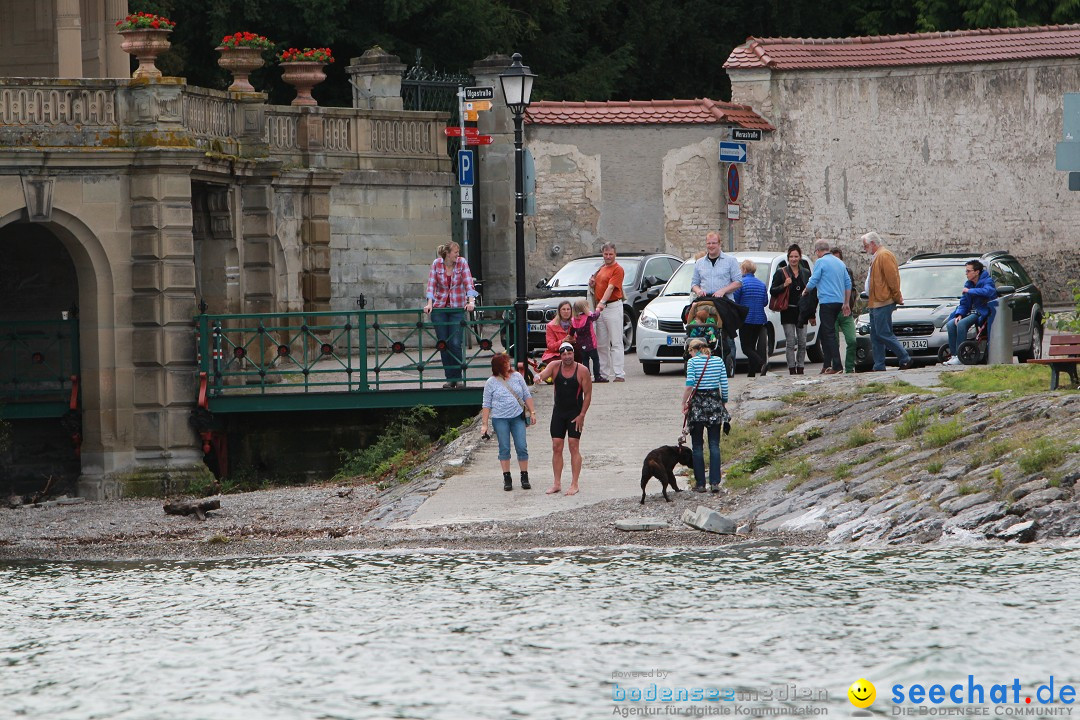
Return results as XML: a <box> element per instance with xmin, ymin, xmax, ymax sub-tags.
<box><xmin>861</xmin><ymin>231</ymin><xmax>912</xmax><ymax>371</ymax></box>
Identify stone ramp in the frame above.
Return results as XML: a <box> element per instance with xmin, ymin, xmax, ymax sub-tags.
<box><xmin>393</xmin><ymin>363</ymin><xmax>693</xmax><ymax>528</ymax></box>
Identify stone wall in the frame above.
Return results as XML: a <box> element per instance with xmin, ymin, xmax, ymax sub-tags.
<box><xmin>523</xmin><ymin>125</ymin><xmax>730</xmax><ymax>285</ymax></box>
<box><xmin>728</xmin><ymin>59</ymin><xmax>1080</xmax><ymax>301</ymax></box>
<box><xmin>329</xmin><ymin>169</ymin><xmax>454</xmax><ymax>311</ymax></box>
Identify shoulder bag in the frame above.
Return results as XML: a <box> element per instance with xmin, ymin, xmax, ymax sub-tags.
<box><xmin>498</xmin><ymin>376</ymin><xmax>529</xmax><ymax>427</ymax></box>
<box><xmin>769</xmin><ymin>268</ymin><xmax>792</xmax><ymax>312</ymax></box>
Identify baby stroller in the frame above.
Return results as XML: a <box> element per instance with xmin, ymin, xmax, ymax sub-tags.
<box><xmin>681</xmin><ymin>299</ymin><xmax>736</xmax><ymax>378</ymax></box>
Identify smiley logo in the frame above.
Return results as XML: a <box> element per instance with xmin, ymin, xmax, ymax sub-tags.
<box><xmin>848</xmin><ymin>679</ymin><xmax>876</xmax><ymax>709</ymax></box>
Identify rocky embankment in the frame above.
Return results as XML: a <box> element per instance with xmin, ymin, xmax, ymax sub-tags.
<box><xmin>719</xmin><ymin>373</ymin><xmax>1080</xmax><ymax>544</ymax></box>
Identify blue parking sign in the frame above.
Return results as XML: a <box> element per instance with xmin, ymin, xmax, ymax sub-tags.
<box><xmin>457</xmin><ymin>149</ymin><xmax>475</xmax><ymax>187</ymax></box>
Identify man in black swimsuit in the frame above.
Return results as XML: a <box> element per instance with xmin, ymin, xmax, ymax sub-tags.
<box><xmin>537</xmin><ymin>341</ymin><xmax>593</xmax><ymax>496</ymax></box>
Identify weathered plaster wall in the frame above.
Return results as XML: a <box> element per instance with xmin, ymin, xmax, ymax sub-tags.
<box><xmin>328</xmin><ymin>170</ymin><xmax>454</xmax><ymax>311</ymax></box>
<box><xmin>525</xmin><ymin>125</ymin><xmax>728</xmax><ymax>282</ymax></box>
<box><xmin>728</xmin><ymin>59</ymin><xmax>1080</xmax><ymax>300</ymax></box>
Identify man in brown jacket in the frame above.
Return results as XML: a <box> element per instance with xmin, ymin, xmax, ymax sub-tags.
<box><xmin>861</xmin><ymin>231</ymin><xmax>913</xmax><ymax>371</ymax></box>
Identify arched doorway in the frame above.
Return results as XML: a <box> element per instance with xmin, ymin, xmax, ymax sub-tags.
<box><xmin>0</xmin><ymin>222</ymin><xmax>81</xmax><ymax>495</ymax></box>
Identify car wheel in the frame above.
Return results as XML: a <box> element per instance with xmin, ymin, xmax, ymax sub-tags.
<box><xmin>642</xmin><ymin>361</ymin><xmax>661</xmax><ymax>375</ymax></box>
<box><xmin>1016</xmin><ymin>317</ymin><xmax>1043</xmax><ymax>362</ymax></box>
<box><xmin>806</xmin><ymin>335</ymin><xmax>824</xmax><ymax>363</ymax></box>
<box><xmin>623</xmin><ymin>308</ymin><xmax>635</xmax><ymax>351</ymax></box>
<box><xmin>937</xmin><ymin>346</ymin><xmax>952</xmax><ymax>364</ymax></box>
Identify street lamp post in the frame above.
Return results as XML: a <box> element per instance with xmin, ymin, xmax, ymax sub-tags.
<box><xmin>499</xmin><ymin>53</ymin><xmax>536</xmax><ymax>371</ymax></box>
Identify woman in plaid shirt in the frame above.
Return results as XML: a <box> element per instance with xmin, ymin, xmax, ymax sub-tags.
<box><xmin>423</xmin><ymin>242</ymin><xmax>478</xmax><ymax>388</ymax></box>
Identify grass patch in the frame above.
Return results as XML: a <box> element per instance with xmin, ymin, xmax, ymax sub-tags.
<box><xmin>1018</xmin><ymin>438</ymin><xmax>1069</xmax><ymax>474</ymax></box>
<box><xmin>957</xmin><ymin>484</ymin><xmax>979</xmax><ymax>496</ymax></box>
<box><xmin>922</xmin><ymin>418</ymin><xmax>964</xmax><ymax>448</ymax></box>
<box><xmin>938</xmin><ymin>364</ymin><xmax>1061</xmax><ymax>395</ymax></box>
<box><xmin>754</xmin><ymin>410</ymin><xmax>783</xmax><ymax>424</ymax></box>
<box><xmin>779</xmin><ymin>391</ymin><xmax>809</xmax><ymax>404</ymax></box>
<box><xmin>724</xmin><ymin>421</ymin><xmax>807</xmax><ymax>488</ymax></box>
<box><xmin>875</xmin><ymin>451</ymin><xmax>903</xmax><ymax>468</ymax></box>
<box><xmin>833</xmin><ymin>463</ymin><xmax>853</xmax><ymax>481</ymax></box>
<box><xmin>894</xmin><ymin>407</ymin><xmax>929</xmax><ymax>440</ymax></box>
<box><xmin>859</xmin><ymin>379</ymin><xmax>933</xmax><ymax>396</ymax></box>
<box><xmin>335</xmin><ymin>405</ymin><xmax>439</xmax><ymax>484</ymax></box>
<box><xmin>927</xmin><ymin>458</ymin><xmax>944</xmax><ymax>474</ymax></box>
<box><xmin>780</xmin><ymin>459</ymin><xmax>814</xmax><ymax>491</ymax></box>
<box><xmin>845</xmin><ymin>423</ymin><xmax>876</xmax><ymax>449</ymax></box>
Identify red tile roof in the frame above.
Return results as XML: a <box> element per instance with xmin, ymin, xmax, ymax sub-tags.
<box><xmin>724</xmin><ymin>24</ymin><xmax>1080</xmax><ymax>70</ymax></box>
<box><xmin>525</xmin><ymin>98</ymin><xmax>774</xmax><ymax>130</ymax></box>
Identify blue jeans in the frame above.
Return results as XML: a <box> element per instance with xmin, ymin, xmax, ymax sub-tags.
<box><xmin>690</xmin><ymin>422</ymin><xmax>721</xmax><ymax>487</ymax></box>
<box><xmin>947</xmin><ymin>313</ymin><xmax>980</xmax><ymax>357</ymax></box>
<box><xmin>432</xmin><ymin>308</ymin><xmax>465</xmax><ymax>380</ymax></box>
<box><xmin>491</xmin><ymin>415</ymin><xmax>528</xmax><ymax>462</ymax></box>
<box><xmin>869</xmin><ymin>304</ymin><xmax>911</xmax><ymax>370</ymax></box>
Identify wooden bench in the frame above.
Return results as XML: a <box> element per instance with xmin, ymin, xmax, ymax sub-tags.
<box><xmin>1026</xmin><ymin>334</ymin><xmax>1080</xmax><ymax>390</ymax></box>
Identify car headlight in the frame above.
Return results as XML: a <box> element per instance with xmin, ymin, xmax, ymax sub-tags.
<box><xmin>639</xmin><ymin>310</ymin><xmax>658</xmax><ymax>331</ymax></box>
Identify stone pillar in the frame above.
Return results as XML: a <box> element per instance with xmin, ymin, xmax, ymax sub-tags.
<box><xmin>346</xmin><ymin>47</ymin><xmax>406</xmax><ymax>110</ymax></box>
<box><xmin>56</xmin><ymin>0</ymin><xmax>84</xmax><ymax>78</ymax></box>
<box><xmin>240</xmin><ymin>182</ymin><xmax>277</xmax><ymax>315</ymax></box>
<box><xmin>104</xmin><ymin>0</ymin><xmax>129</xmax><ymax>78</ymax></box>
<box><xmin>471</xmin><ymin>54</ymin><xmax>514</xmax><ymax>304</ymax></box>
<box><xmin>126</xmin><ymin>150</ymin><xmax>209</xmax><ymax>495</ymax></box>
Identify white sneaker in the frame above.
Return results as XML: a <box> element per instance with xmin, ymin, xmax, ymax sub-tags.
<box><xmin>944</xmin><ymin>356</ymin><xmax>963</xmax><ymax>366</ymax></box>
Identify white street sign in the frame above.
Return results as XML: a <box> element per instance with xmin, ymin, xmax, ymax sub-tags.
<box><xmin>461</xmin><ymin>202</ymin><xmax>474</xmax><ymax>219</ymax></box>
<box><xmin>727</xmin><ymin>203</ymin><xmax>740</xmax><ymax>221</ymax></box>
<box><xmin>461</xmin><ymin>187</ymin><xmax>473</xmax><ymax>203</ymax></box>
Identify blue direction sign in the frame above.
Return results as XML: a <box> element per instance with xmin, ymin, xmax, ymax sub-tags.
<box><xmin>457</xmin><ymin>149</ymin><xmax>475</xmax><ymax>187</ymax></box>
<box><xmin>719</xmin><ymin>141</ymin><xmax>747</xmax><ymax>164</ymax></box>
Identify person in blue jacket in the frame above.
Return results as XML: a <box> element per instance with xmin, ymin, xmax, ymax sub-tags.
<box><xmin>944</xmin><ymin>259</ymin><xmax>998</xmax><ymax>365</ymax></box>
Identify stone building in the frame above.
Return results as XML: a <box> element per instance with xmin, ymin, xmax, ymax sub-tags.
<box><xmin>506</xmin><ymin>98</ymin><xmax>772</xmax><ymax>285</ymax></box>
<box><xmin>0</xmin><ymin>14</ymin><xmax>453</xmax><ymax>497</ymax></box>
<box><xmin>723</xmin><ymin>25</ymin><xmax>1080</xmax><ymax>299</ymax></box>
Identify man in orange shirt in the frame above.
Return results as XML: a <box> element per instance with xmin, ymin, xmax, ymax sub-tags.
<box><xmin>591</xmin><ymin>242</ymin><xmax>626</xmax><ymax>382</ymax></box>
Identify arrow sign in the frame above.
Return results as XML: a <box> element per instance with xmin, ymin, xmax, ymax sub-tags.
<box><xmin>719</xmin><ymin>141</ymin><xmax>747</xmax><ymax>164</ymax></box>
<box><xmin>444</xmin><ymin>126</ymin><xmax>480</xmax><ymax>138</ymax></box>
<box><xmin>464</xmin><ymin>135</ymin><xmax>494</xmax><ymax>146</ymax></box>
<box><xmin>465</xmin><ymin>100</ymin><xmax>492</xmax><ymax>111</ymax></box>
<box><xmin>463</xmin><ymin>110</ymin><xmax>479</xmax><ymax>121</ymax></box>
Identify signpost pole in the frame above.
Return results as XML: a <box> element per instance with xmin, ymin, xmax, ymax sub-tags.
<box><xmin>458</xmin><ymin>86</ymin><xmax>469</xmax><ymax>264</ymax></box>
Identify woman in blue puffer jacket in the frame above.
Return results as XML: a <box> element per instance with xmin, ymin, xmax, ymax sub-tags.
<box><xmin>944</xmin><ymin>260</ymin><xmax>997</xmax><ymax>365</ymax></box>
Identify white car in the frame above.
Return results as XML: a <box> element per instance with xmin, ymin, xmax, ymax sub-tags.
<box><xmin>636</xmin><ymin>252</ymin><xmax>822</xmax><ymax>375</ymax></box>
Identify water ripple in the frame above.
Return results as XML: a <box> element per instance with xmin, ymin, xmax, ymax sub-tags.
<box><xmin>2</xmin><ymin>547</ymin><xmax>1079</xmax><ymax>719</ymax></box>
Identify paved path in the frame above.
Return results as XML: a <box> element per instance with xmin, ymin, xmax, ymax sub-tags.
<box><xmin>395</xmin><ymin>356</ymin><xmax>758</xmax><ymax>529</ymax></box>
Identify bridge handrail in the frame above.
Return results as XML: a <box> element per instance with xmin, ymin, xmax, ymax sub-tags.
<box><xmin>194</xmin><ymin>306</ymin><xmax>516</xmax><ymax>403</ymax></box>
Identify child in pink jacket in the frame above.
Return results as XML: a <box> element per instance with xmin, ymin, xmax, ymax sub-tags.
<box><xmin>571</xmin><ymin>299</ymin><xmax>603</xmax><ymax>382</ymax></box>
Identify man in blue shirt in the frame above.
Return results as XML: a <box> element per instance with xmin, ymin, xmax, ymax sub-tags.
<box><xmin>690</xmin><ymin>231</ymin><xmax>742</xmax><ymax>365</ymax></box>
<box><xmin>803</xmin><ymin>239</ymin><xmax>851</xmax><ymax>374</ymax></box>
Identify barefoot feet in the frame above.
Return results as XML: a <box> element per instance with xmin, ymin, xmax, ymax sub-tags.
<box><xmin>564</xmin><ymin>485</ymin><xmax>579</xmax><ymax>496</ymax></box>
<box><xmin>546</xmin><ymin>485</ymin><xmax>561</xmax><ymax>495</ymax></box>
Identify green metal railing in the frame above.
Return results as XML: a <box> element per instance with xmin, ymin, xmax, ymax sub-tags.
<box><xmin>195</xmin><ymin>307</ymin><xmax>516</xmax><ymax>413</ymax></box>
<box><xmin>0</xmin><ymin>318</ymin><xmax>80</xmax><ymax>419</ymax></box>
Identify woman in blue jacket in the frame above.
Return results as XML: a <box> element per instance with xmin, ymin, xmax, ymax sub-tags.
<box><xmin>944</xmin><ymin>260</ymin><xmax>997</xmax><ymax>365</ymax></box>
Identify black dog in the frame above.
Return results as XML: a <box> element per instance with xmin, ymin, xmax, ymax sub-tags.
<box><xmin>640</xmin><ymin>444</ymin><xmax>694</xmax><ymax>504</ymax></box>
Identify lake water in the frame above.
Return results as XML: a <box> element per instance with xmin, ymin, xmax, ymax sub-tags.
<box><xmin>2</xmin><ymin>546</ymin><xmax>1079</xmax><ymax>719</ymax></box>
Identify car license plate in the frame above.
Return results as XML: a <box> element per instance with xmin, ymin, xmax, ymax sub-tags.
<box><xmin>901</xmin><ymin>339</ymin><xmax>928</xmax><ymax>349</ymax></box>
<box><xmin>528</xmin><ymin>323</ymin><xmax>546</xmax><ymax>333</ymax></box>
<box><xmin>667</xmin><ymin>336</ymin><xmax>686</xmax><ymax>346</ymax></box>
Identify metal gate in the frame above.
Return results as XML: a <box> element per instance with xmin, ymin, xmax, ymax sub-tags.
<box><xmin>401</xmin><ymin>52</ymin><xmax>482</xmax><ymax>281</ymax></box>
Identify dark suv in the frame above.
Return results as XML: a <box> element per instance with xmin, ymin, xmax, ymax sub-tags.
<box><xmin>526</xmin><ymin>253</ymin><xmax>683</xmax><ymax>351</ymax></box>
<box><xmin>854</xmin><ymin>251</ymin><xmax>1044</xmax><ymax>368</ymax></box>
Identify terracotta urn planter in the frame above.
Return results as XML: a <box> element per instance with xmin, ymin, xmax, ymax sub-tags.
<box><xmin>119</xmin><ymin>28</ymin><xmax>172</xmax><ymax>80</ymax></box>
<box><xmin>280</xmin><ymin>61</ymin><xmax>326</xmax><ymax>106</ymax></box>
<box><xmin>217</xmin><ymin>46</ymin><xmax>265</xmax><ymax>92</ymax></box>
